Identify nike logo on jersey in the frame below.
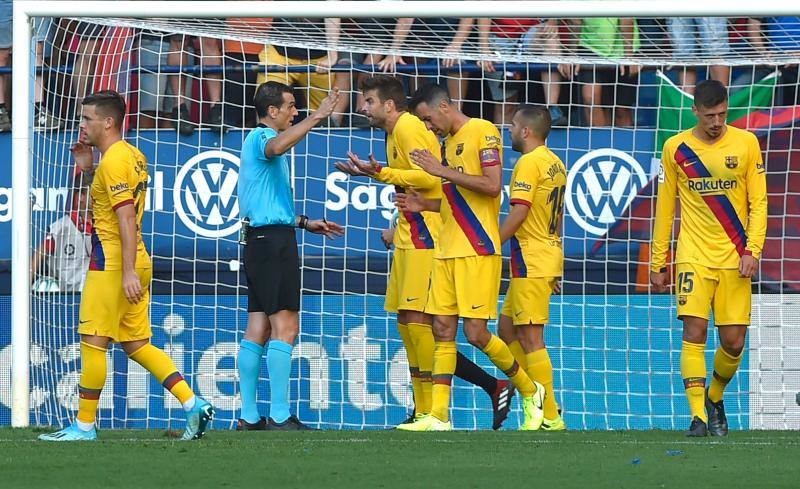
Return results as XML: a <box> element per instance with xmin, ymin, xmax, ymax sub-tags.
<box><xmin>79</xmin><ymin>319</ymin><xmax>90</xmax><ymax>324</ymax></box>
<box><xmin>405</xmin><ymin>297</ymin><xmax>419</xmax><ymax>302</ymax></box>
<box><xmin>471</xmin><ymin>304</ymin><xmax>484</xmax><ymax>310</ymax></box>
<box><xmin>515</xmin><ymin>311</ymin><xmax>523</xmax><ymax>317</ymax></box>
<box><xmin>682</xmin><ymin>161</ymin><xmax>694</xmax><ymax>168</ymax></box>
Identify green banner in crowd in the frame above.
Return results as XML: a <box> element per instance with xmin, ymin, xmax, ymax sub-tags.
<box><xmin>655</xmin><ymin>70</ymin><xmax>778</xmax><ymax>156</ymax></box>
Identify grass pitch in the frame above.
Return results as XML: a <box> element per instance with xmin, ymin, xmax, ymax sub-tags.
<box><xmin>1</xmin><ymin>428</ymin><xmax>798</xmax><ymax>488</ymax></box>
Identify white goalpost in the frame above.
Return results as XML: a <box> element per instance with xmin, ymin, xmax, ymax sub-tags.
<box><xmin>9</xmin><ymin>1</ymin><xmax>800</xmax><ymax>429</ymax></box>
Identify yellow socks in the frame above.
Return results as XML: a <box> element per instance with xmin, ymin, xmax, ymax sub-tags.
<box><xmin>508</xmin><ymin>340</ymin><xmax>527</xmax><ymax>370</ymax></box>
<box><xmin>130</xmin><ymin>343</ymin><xmax>195</xmax><ymax>406</ymax></box>
<box><xmin>431</xmin><ymin>341</ymin><xmax>457</xmax><ymax>422</ymax></box>
<box><xmin>681</xmin><ymin>340</ymin><xmax>707</xmax><ymax>422</ymax></box>
<box><xmin>526</xmin><ymin>348</ymin><xmax>559</xmax><ymax>419</ymax></box>
<box><xmin>708</xmin><ymin>346</ymin><xmax>743</xmax><ymax>403</ymax></box>
<box><xmin>482</xmin><ymin>335</ymin><xmax>536</xmax><ymax>398</ymax></box>
<box><xmin>77</xmin><ymin>342</ymin><xmax>108</xmax><ymax>425</ymax></box>
<box><xmin>398</xmin><ymin>323</ymin><xmax>425</xmax><ymax>416</ymax></box>
<box><xmin>407</xmin><ymin>323</ymin><xmax>434</xmax><ymax>414</ymax></box>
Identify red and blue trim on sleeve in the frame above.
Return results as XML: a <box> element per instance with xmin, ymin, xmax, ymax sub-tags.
<box><xmin>88</xmin><ymin>229</ymin><xmax>106</xmax><ymax>271</ymax></box>
<box><xmin>402</xmin><ymin>211</ymin><xmax>435</xmax><ymax>249</ymax></box>
<box><xmin>442</xmin><ymin>182</ymin><xmax>496</xmax><ymax>256</ymax></box>
<box><xmin>675</xmin><ymin>143</ymin><xmax>748</xmax><ymax>256</ymax></box>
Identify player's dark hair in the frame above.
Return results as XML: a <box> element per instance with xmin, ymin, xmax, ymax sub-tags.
<box><xmin>360</xmin><ymin>75</ymin><xmax>407</xmax><ymax>110</ymax></box>
<box><xmin>514</xmin><ymin>104</ymin><xmax>551</xmax><ymax>139</ymax></box>
<box><xmin>409</xmin><ymin>83</ymin><xmax>451</xmax><ymax>111</ymax></box>
<box><xmin>693</xmin><ymin>80</ymin><xmax>728</xmax><ymax>109</ymax></box>
<box><xmin>82</xmin><ymin>90</ymin><xmax>126</xmax><ymax>128</ymax></box>
<box><xmin>254</xmin><ymin>81</ymin><xmax>294</xmax><ymax>118</ymax></box>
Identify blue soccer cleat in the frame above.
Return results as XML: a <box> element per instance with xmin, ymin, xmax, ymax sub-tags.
<box><xmin>38</xmin><ymin>424</ymin><xmax>97</xmax><ymax>442</ymax></box>
<box><xmin>182</xmin><ymin>398</ymin><xmax>214</xmax><ymax>440</ymax></box>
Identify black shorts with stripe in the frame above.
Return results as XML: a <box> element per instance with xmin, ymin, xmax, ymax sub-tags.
<box><xmin>243</xmin><ymin>225</ymin><xmax>300</xmax><ymax>315</ymax></box>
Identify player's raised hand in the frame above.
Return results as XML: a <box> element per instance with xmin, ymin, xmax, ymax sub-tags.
<box><xmin>739</xmin><ymin>254</ymin><xmax>759</xmax><ymax>278</ymax></box>
<box><xmin>649</xmin><ymin>271</ymin><xmax>669</xmax><ymax>293</ymax></box>
<box><xmin>122</xmin><ymin>270</ymin><xmax>145</xmax><ymax>304</ymax></box>
<box><xmin>478</xmin><ymin>59</ymin><xmax>496</xmax><ymax>73</ymax></box>
<box><xmin>381</xmin><ymin>227</ymin><xmax>395</xmax><ymax>249</ymax></box>
<box><xmin>395</xmin><ymin>189</ymin><xmax>425</xmax><ymax>213</ymax></box>
<box><xmin>410</xmin><ymin>149</ymin><xmax>444</xmax><ymax>177</ymax></box>
<box><xmin>313</xmin><ymin>87</ymin><xmax>341</xmax><ymax>121</ymax></box>
<box><xmin>335</xmin><ymin>151</ymin><xmax>381</xmax><ymax>177</ymax></box>
<box><xmin>71</xmin><ymin>142</ymin><xmax>95</xmax><ymax>173</ymax></box>
<box><xmin>306</xmin><ymin>219</ymin><xmax>345</xmax><ymax>239</ymax></box>
<box><xmin>442</xmin><ymin>44</ymin><xmax>462</xmax><ymax>69</ymax></box>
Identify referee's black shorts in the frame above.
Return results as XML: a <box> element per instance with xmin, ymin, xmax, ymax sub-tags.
<box><xmin>243</xmin><ymin>225</ymin><xmax>300</xmax><ymax>315</ymax></box>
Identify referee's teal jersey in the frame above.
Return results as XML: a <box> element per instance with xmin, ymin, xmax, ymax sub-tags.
<box><xmin>238</xmin><ymin>124</ymin><xmax>295</xmax><ymax>227</ymax></box>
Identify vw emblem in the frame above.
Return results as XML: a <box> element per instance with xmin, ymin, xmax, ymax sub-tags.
<box><xmin>565</xmin><ymin>148</ymin><xmax>647</xmax><ymax>236</ymax></box>
<box><xmin>173</xmin><ymin>150</ymin><xmax>241</xmax><ymax>238</ymax></box>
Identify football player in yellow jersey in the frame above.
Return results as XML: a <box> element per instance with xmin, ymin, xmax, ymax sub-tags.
<box><xmin>497</xmin><ymin>105</ymin><xmax>568</xmax><ymax>431</ymax></box>
<box><xmin>335</xmin><ymin>75</ymin><xmax>516</xmax><ymax>429</ymax></box>
<box><xmin>39</xmin><ymin>91</ymin><xmax>213</xmax><ymax>442</ymax></box>
<box><xmin>395</xmin><ymin>83</ymin><xmax>545</xmax><ymax>432</ymax></box>
<box><xmin>650</xmin><ymin>80</ymin><xmax>767</xmax><ymax>437</ymax></box>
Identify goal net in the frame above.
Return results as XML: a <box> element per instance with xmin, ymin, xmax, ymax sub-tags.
<box><xmin>8</xmin><ymin>8</ymin><xmax>800</xmax><ymax>430</ymax></box>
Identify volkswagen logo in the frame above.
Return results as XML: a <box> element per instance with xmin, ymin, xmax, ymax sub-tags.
<box><xmin>565</xmin><ymin>148</ymin><xmax>647</xmax><ymax>236</ymax></box>
<box><xmin>173</xmin><ymin>150</ymin><xmax>241</xmax><ymax>238</ymax></box>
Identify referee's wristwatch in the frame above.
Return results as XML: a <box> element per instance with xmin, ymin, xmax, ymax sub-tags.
<box><xmin>297</xmin><ymin>215</ymin><xmax>309</xmax><ymax>229</ymax></box>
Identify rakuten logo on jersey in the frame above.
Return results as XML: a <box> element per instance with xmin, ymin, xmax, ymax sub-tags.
<box><xmin>687</xmin><ymin>178</ymin><xmax>738</xmax><ymax>194</ymax></box>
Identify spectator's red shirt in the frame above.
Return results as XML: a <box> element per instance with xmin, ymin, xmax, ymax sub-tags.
<box><xmin>491</xmin><ymin>19</ymin><xmax>541</xmax><ymax>39</ymax></box>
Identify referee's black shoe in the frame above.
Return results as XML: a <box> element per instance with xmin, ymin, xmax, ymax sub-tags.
<box><xmin>267</xmin><ymin>415</ymin><xmax>316</xmax><ymax>431</ymax></box>
<box><xmin>686</xmin><ymin>416</ymin><xmax>709</xmax><ymax>437</ymax></box>
<box><xmin>236</xmin><ymin>416</ymin><xmax>267</xmax><ymax>431</ymax></box>
<box><xmin>705</xmin><ymin>390</ymin><xmax>729</xmax><ymax>436</ymax></box>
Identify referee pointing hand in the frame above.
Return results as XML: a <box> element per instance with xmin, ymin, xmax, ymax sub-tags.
<box><xmin>236</xmin><ymin>82</ymin><xmax>344</xmax><ymax>431</ymax></box>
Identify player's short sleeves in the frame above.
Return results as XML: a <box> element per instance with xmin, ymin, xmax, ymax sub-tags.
<box><xmin>98</xmin><ymin>156</ymin><xmax>135</xmax><ymax>211</ymax></box>
<box><xmin>509</xmin><ymin>158</ymin><xmax>540</xmax><ymax>207</ymax></box>
<box><xmin>256</xmin><ymin>126</ymin><xmax>278</xmax><ymax>161</ymax></box>
<box><xmin>478</xmin><ymin>123</ymin><xmax>502</xmax><ymax>168</ymax></box>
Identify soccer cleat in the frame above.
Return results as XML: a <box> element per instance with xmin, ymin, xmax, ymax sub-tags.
<box><xmin>541</xmin><ymin>415</ymin><xmax>567</xmax><ymax>431</ymax></box>
<box><xmin>396</xmin><ymin>414</ymin><xmax>452</xmax><ymax>432</ymax></box>
<box><xmin>205</xmin><ymin>104</ymin><xmax>228</xmax><ymax>133</ymax></box>
<box><xmin>236</xmin><ymin>416</ymin><xmax>267</xmax><ymax>431</ymax></box>
<box><xmin>519</xmin><ymin>381</ymin><xmax>546</xmax><ymax>431</ymax></box>
<box><xmin>705</xmin><ymin>390</ymin><xmax>729</xmax><ymax>437</ymax></box>
<box><xmin>38</xmin><ymin>424</ymin><xmax>97</xmax><ymax>442</ymax></box>
<box><xmin>267</xmin><ymin>415</ymin><xmax>316</xmax><ymax>431</ymax></box>
<box><xmin>491</xmin><ymin>379</ymin><xmax>516</xmax><ymax>430</ymax></box>
<box><xmin>395</xmin><ymin>413</ymin><xmax>423</xmax><ymax>428</ymax></box>
<box><xmin>686</xmin><ymin>416</ymin><xmax>709</xmax><ymax>437</ymax></box>
<box><xmin>182</xmin><ymin>398</ymin><xmax>214</xmax><ymax>440</ymax></box>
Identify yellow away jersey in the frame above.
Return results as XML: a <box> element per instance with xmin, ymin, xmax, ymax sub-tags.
<box><xmin>508</xmin><ymin>145</ymin><xmax>567</xmax><ymax>278</ymax></box>
<box><xmin>89</xmin><ymin>140</ymin><xmax>151</xmax><ymax>271</ymax></box>
<box><xmin>651</xmin><ymin>126</ymin><xmax>767</xmax><ymax>271</ymax></box>
<box><xmin>437</xmin><ymin>118</ymin><xmax>503</xmax><ymax>258</ymax></box>
<box><xmin>374</xmin><ymin>112</ymin><xmax>442</xmax><ymax>250</ymax></box>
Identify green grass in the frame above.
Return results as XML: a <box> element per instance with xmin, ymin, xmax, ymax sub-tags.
<box><xmin>1</xmin><ymin>428</ymin><xmax>798</xmax><ymax>488</ymax></box>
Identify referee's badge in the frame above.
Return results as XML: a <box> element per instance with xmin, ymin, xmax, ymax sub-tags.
<box><xmin>725</xmin><ymin>156</ymin><xmax>739</xmax><ymax>169</ymax></box>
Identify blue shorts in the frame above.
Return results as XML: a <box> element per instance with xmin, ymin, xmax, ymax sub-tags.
<box><xmin>668</xmin><ymin>17</ymin><xmax>731</xmax><ymax>58</ymax></box>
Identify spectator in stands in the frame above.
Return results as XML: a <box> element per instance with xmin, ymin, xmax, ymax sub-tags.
<box><xmin>667</xmin><ymin>17</ymin><xmax>731</xmax><ymax>93</ymax></box>
<box><xmin>0</xmin><ymin>0</ymin><xmax>12</xmax><ymax>132</ymax></box>
<box><xmin>223</xmin><ymin>17</ymin><xmax>268</xmax><ymax>128</ymax></box>
<box><xmin>560</xmin><ymin>18</ymin><xmax>640</xmax><ymax>127</ymax></box>
<box><xmin>368</xmin><ymin>17</ymin><xmax>476</xmax><ymax>109</ymax></box>
<box><xmin>33</xmin><ymin>18</ymin><xmax>60</xmax><ymax>130</ymax></box>
<box><xmin>63</xmin><ymin>19</ymin><xmax>106</xmax><ymax>123</ymax></box>
<box><xmin>136</xmin><ymin>33</ymin><xmax>174</xmax><ymax>129</ymax></box>
<box><xmin>168</xmin><ymin>35</ymin><xmax>225</xmax><ymax>135</ymax></box>
<box><xmin>257</xmin><ymin>15</ymin><xmax>349</xmax><ymax>126</ymax></box>
<box><xmin>478</xmin><ymin>18</ymin><xmax>567</xmax><ymax>126</ymax></box>
<box><xmin>768</xmin><ymin>16</ymin><xmax>800</xmax><ymax>106</ymax></box>
<box><xmin>31</xmin><ymin>172</ymin><xmax>93</xmax><ymax>293</ymax></box>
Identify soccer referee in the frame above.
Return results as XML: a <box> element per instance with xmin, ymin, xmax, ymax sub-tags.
<box><xmin>237</xmin><ymin>81</ymin><xmax>343</xmax><ymax>431</ymax></box>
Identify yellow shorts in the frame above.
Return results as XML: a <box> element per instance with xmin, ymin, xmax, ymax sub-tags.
<box><xmin>426</xmin><ymin>255</ymin><xmax>501</xmax><ymax>319</ymax></box>
<box><xmin>501</xmin><ymin>277</ymin><xmax>558</xmax><ymax>326</ymax></box>
<box><xmin>257</xmin><ymin>45</ymin><xmax>332</xmax><ymax>111</ymax></box>
<box><xmin>78</xmin><ymin>268</ymin><xmax>153</xmax><ymax>343</ymax></box>
<box><xmin>675</xmin><ymin>263</ymin><xmax>752</xmax><ymax>326</ymax></box>
<box><xmin>385</xmin><ymin>248</ymin><xmax>434</xmax><ymax>314</ymax></box>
